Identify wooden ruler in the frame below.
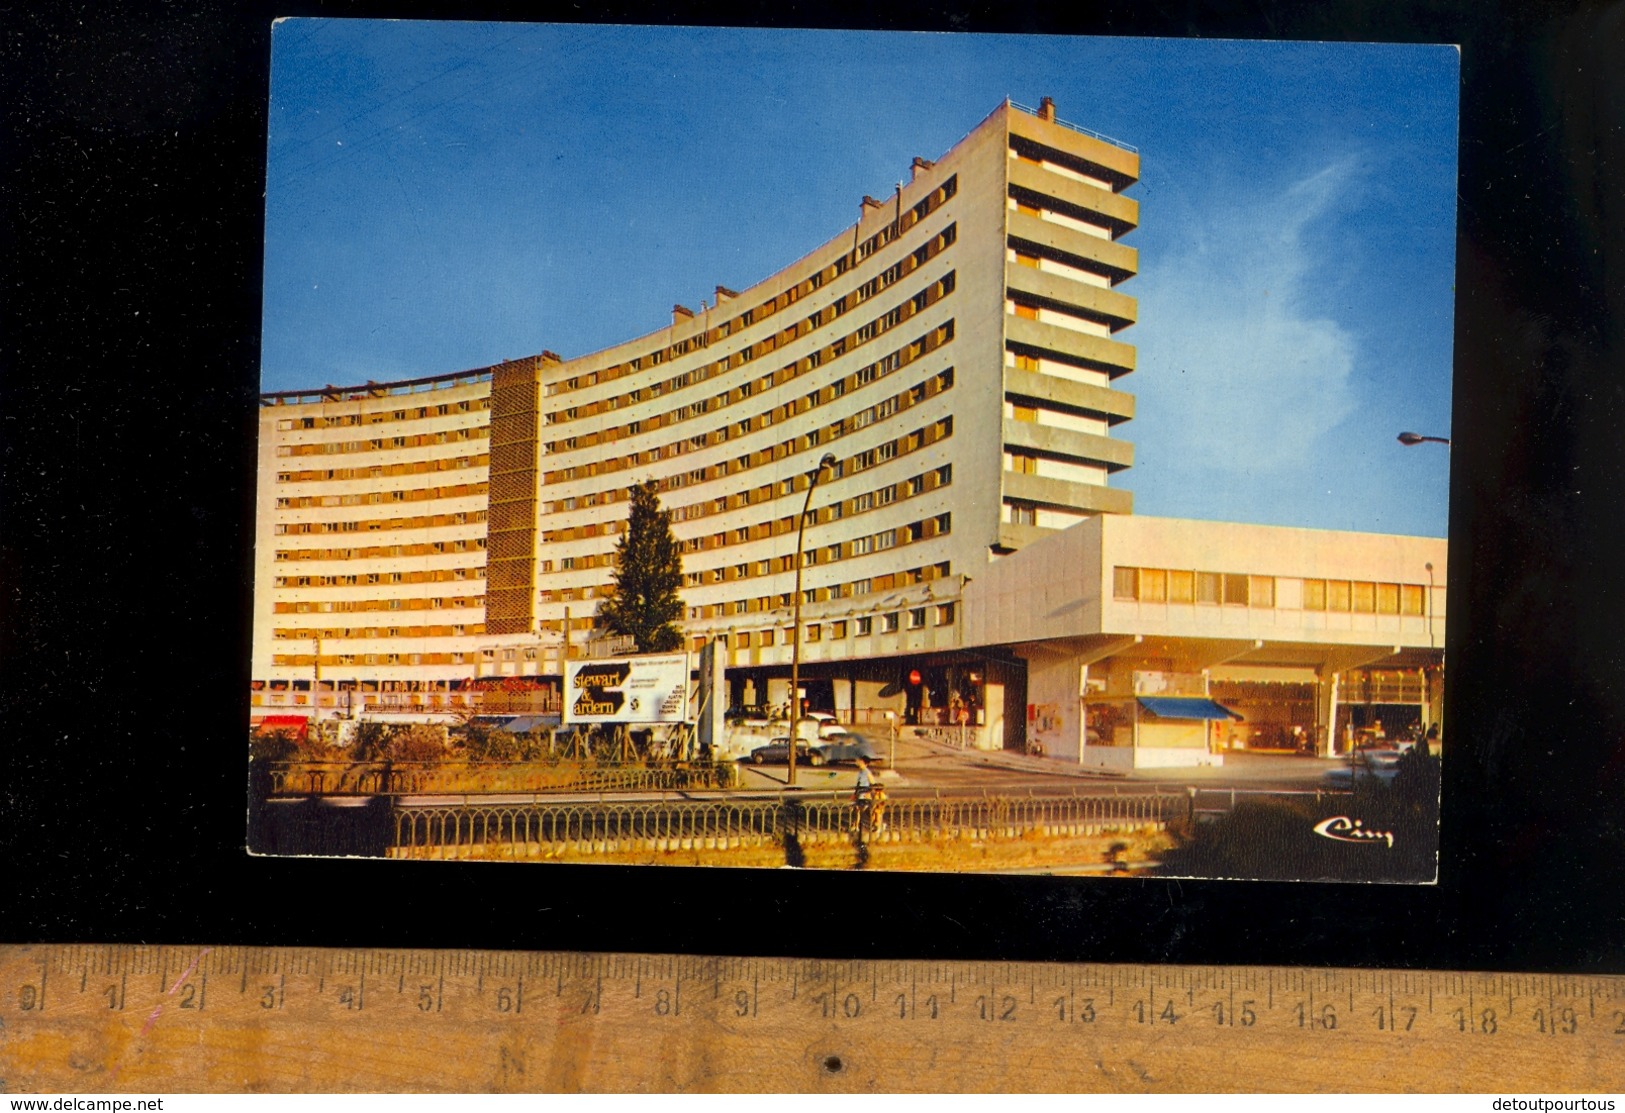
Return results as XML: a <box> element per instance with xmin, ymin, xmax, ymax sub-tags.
<box><xmin>2</xmin><ymin>945</ymin><xmax>1622</xmax><ymax>1093</ymax></box>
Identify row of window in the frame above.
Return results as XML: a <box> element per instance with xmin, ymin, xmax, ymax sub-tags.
<box><xmin>547</xmin><ymin>232</ymin><xmax>958</xmax><ymax>434</ymax></box>
<box><xmin>530</xmin><ymin>416</ymin><xmax>954</xmax><ymax>585</ymax></box>
<box><xmin>544</xmin><ymin>269</ymin><xmax>956</xmax><ymax>457</ymax></box>
<box><xmin>274</xmin><ymin>481</ymin><xmax>486</xmax><ymax>509</ymax></box>
<box><xmin>725</xmin><ymin>602</ymin><xmax>958</xmax><ymax>649</ymax></box>
<box><xmin>672</xmin><ymin>416</ymin><xmax>956</xmax><ymax>556</ymax></box>
<box><xmin>541</xmin><ymin>322</ymin><xmax>956</xmax><ymax>486</ymax></box>
<box><xmin>277</xmin><ymin>454</ymin><xmax>489</xmax><ymax>485</ymax></box>
<box><xmin>530</xmin><ymin>561</ymin><xmax>956</xmax><ymax>628</ymax></box>
<box><xmin>547</xmin><ymin>371</ymin><xmax>954</xmax><ymax>539</ymax></box>
<box><xmin>272</xmin><ymin>623</ymin><xmax>478</xmax><ymax>641</ymax></box>
<box><xmin>273</xmin><ymin>509</ymin><xmax>485</xmax><ymax>537</ymax></box>
<box><xmin>545</xmin><ymin>177</ymin><xmax>959</xmax><ymax>401</ymax></box>
<box><xmin>1113</xmin><ymin>566</ymin><xmax>1427</xmax><ymax>615</ymax></box>
<box><xmin>679</xmin><ymin>512</ymin><xmax>953</xmax><ymax>586</ymax></box>
<box><xmin>272</xmin><ymin>650</ymin><xmax>483</xmax><ymax>667</ymax></box>
<box><xmin>541</xmin><ymin>328</ymin><xmax>955</xmax><ymax>513</ymax></box>
<box><xmin>272</xmin><ymin>397</ymin><xmax>486</xmax><ymax>432</ymax></box>
<box><xmin>681</xmin><ymin>461</ymin><xmax>952</xmax><ymax>544</ymax></box>
<box><xmin>274</xmin><ymin>537</ymin><xmax>487</xmax><ymax>563</ymax></box>
<box><xmin>1303</xmin><ymin>578</ymin><xmax>1427</xmax><ymax>615</ymax></box>
<box><xmin>274</xmin><ymin>566</ymin><xmax>484</xmax><ymax>589</ymax></box>
<box><xmin>274</xmin><ymin>593</ymin><xmax>483</xmax><ymax>615</ymax></box>
<box><xmin>275</xmin><ymin>424</ymin><xmax>489</xmax><ymax>458</ymax></box>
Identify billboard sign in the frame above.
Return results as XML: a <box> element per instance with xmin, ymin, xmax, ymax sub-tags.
<box><xmin>564</xmin><ymin>653</ymin><xmax>689</xmax><ymax>724</ymax></box>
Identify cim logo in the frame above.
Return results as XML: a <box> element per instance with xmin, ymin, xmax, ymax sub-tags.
<box><xmin>1312</xmin><ymin>815</ymin><xmax>1395</xmax><ymax>848</ymax></box>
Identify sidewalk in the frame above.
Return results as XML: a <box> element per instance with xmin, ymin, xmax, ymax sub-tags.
<box><xmin>897</xmin><ymin>730</ymin><xmax>1342</xmax><ymax>787</ymax></box>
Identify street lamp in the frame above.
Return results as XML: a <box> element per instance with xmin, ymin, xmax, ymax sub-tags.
<box><xmin>1397</xmin><ymin>431</ymin><xmax>1451</xmax><ymax>447</ymax></box>
<box><xmin>788</xmin><ymin>452</ymin><xmax>837</xmax><ymax>787</ymax></box>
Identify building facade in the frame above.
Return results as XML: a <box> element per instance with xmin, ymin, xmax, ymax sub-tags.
<box><xmin>961</xmin><ymin>515</ymin><xmax>1446</xmax><ymax>766</ymax></box>
<box><xmin>253</xmin><ymin>97</ymin><xmax>1145</xmax><ymax>722</ymax></box>
<box><xmin>252</xmin><ymin>369</ymin><xmax>498</xmax><ymax>719</ymax></box>
<box><xmin>250</xmin><ymin>96</ymin><xmax>1447</xmax><ymax>758</ymax></box>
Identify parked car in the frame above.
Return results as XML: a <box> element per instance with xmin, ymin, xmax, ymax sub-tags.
<box><xmin>744</xmin><ymin>734</ymin><xmax>881</xmax><ymax>767</ymax></box>
<box><xmin>1323</xmin><ymin>747</ymin><xmax>1404</xmax><ymax>787</ymax></box>
<box><xmin>811</xmin><ymin>735</ymin><xmax>881</xmax><ymax>766</ymax></box>
<box><xmin>747</xmin><ymin>738</ymin><xmax>823</xmax><ymax>766</ymax></box>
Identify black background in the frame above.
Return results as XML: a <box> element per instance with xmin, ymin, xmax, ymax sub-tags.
<box><xmin>3</xmin><ymin>1</ymin><xmax>1623</xmax><ymax>973</ymax></box>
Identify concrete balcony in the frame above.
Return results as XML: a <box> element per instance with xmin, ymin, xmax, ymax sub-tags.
<box><xmin>1007</xmin><ymin>158</ymin><xmax>1138</xmax><ymax>235</ymax></box>
<box><xmin>1005</xmin><ymin>262</ymin><xmax>1137</xmax><ymax>331</ymax></box>
<box><xmin>1002</xmin><ymin>469</ymin><xmax>1133</xmax><ymax>515</ymax></box>
<box><xmin>1005</xmin><ymin>313</ymin><xmax>1137</xmax><ymax>378</ymax></box>
<box><xmin>1007</xmin><ymin>211</ymin><xmax>1138</xmax><ymax>284</ymax></box>
<box><xmin>1003</xmin><ymin>368</ymin><xmax>1134</xmax><ymax>425</ymax></box>
<box><xmin>1007</xmin><ymin>108</ymin><xmax>1140</xmax><ymax>187</ymax></box>
<box><xmin>1002</xmin><ymin>419</ymin><xmax>1134</xmax><ymax>472</ymax></box>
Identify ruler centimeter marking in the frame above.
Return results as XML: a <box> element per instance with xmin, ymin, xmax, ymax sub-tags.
<box><xmin>1</xmin><ymin>945</ymin><xmax>1623</xmax><ymax>1093</ymax></box>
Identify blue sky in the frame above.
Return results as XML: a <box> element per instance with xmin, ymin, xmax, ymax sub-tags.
<box><xmin>263</xmin><ymin>23</ymin><xmax>1458</xmax><ymax>537</ymax></box>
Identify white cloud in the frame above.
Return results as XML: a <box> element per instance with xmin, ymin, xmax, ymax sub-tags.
<box><xmin>1135</xmin><ymin>157</ymin><xmax>1363</xmax><ymax>478</ymax></box>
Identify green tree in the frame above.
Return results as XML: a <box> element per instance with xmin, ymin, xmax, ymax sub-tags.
<box><xmin>598</xmin><ymin>479</ymin><xmax>684</xmax><ymax>653</ymax></box>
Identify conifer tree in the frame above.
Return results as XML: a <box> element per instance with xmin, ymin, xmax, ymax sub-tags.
<box><xmin>597</xmin><ymin>479</ymin><xmax>684</xmax><ymax>653</ymax></box>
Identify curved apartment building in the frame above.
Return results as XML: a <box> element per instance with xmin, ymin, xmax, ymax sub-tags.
<box><xmin>251</xmin><ymin>97</ymin><xmax>1141</xmax><ymax>721</ymax></box>
<box><xmin>494</xmin><ymin>97</ymin><xmax>1139</xmax><ymax>710</ymax></box>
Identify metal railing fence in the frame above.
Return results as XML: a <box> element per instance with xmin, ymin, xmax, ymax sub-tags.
<box><xmin>391</xmin><ymin>789</ymin><xmax>1184</xmax><ymax>858</ymax></box>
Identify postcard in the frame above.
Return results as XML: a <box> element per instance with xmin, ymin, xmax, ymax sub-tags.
<box><xmin>249</xmin><ymin>23</ymin><xmax>1457</xmax><ymax>882</ymax></box>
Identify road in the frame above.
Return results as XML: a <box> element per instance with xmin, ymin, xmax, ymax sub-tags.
<box><xmin>395</xmin><ymin>728</ymin><xmax>1350</xmax><ymax>809</ymax></box>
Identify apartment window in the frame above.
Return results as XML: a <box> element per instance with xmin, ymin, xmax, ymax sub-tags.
<box><xmin>805</xmin><ymin>624</ymin><xmax>821</xmax><ymax>642</ymax></box>
<box><xmin>1223</xmin><ymin>574</ymin><xmax>1249</xmax><ymax>606</ymax></box>
<box><xmin>1196</xmin><ymin>572</ymin><xmax>1221</xmax><ymax>605</ymax></box>
<box><xmin>1401</xmin><ymin>584</ymin><xmax>1425</xmax><ymax>616</ymax></box>
<box><xmin>832</xmin><ymin>621</ymin><xmax>848</xmax><ymax>638</ymax></box>
<box><xmin>1250</xmin><ymin>576</ymin><xmax>1275</xmax><ymax>608</ymax></box>
<box><xmin>1352</xmin><ymin>581</ymin><xmax>1377</xmax><ymax>613</ymax></box>
<box><xmin>1010</xmin><ymin>502</ymin><xmax>1037</xmax><ymax>526</ymax></box>
<box><xmin>936</xmin><ymin>603</ymin><xmax>956</xmax><ymax>626</ymax></box>
<box><xmin>856</xmin><ymin>616</ymin><xmax>873</xmax><ymax>636</ymax></box>
<box><xmin>758</xmin><ymin>629</ymin><xmax>775</xmax><ymax>648</ymax></box>
<box><xmin>1014</xmin><ymin>303</ymin><xmax>1039</xmax><ymax>320</ymax></box>
<box><xmin>1014</xmin><ymin>251</ymin><xmax>1040</xmax><ymax>269</ymax></box>
<box><xmin>1009</xmin><ymin>452</ymin><xmax>1038</xmax><ymax>475</ymax></box>
<box><xmin>1140</xmin><ymin>568</ymin><xmax>1167</xmax><ymax>603</ymax></box>
<box><xmin>1168</xmin><ymin>570</ymin><xmax>1194</xmax><ymax>604</ymax></box>
<box><xmin>907</xmin><ymin>608</ymin><xmax>926</xmax><ymax>629</ymax></box>
<box><xmin>880</xmin><ymin>613</ymin><xmax>900</xmax><ymax>634</ymax></box>
<box><xmin>1012</xmin><ymin>404</ymin><xmax>1038</xmax><ymax>423</ymax></box>
<box><xmin>1376</xmin><ymin>583</ymin><xmax>1400</xmax><ymax>615</ymax></box>
<box><xmin>1303</xmin><ymin>579</ymin><xmax>1327</xmax><ymax>610</ymax></box>
<box><xmin>1328</xmin><ymin>580</ymin><xmax>1352</xmax><ymax>612</ymax></box>
<box><xmin>735</xmin><ymin>631</ymin><xmax>751</xmax><ymax>650</ymax></box>
<box><xmin>1113</xmin><ymin>566</ymin><xmax>1138</xmax><ymax>600</ymax></box>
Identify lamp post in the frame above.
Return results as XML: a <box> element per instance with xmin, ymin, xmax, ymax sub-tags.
<box><xmin>1397</xmin><ymin>431</ymin><xmax>1451</xmax><ymax>447</ymax></box>
<box><xmin>788</xmin><ymin>452</ymin><xmax>837</xmax><ymax>787</ymax></box>
<box><xmin>1424</xmin><ymin>561</ymin><xmax>1437</xmax><ymax>650</ymax></box>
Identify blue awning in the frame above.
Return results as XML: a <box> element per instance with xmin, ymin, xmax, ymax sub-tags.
<box><xmin>1136</xmin><ymin>697</ymin><xmax>1242</xmax><ymax>721</ymax></box>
